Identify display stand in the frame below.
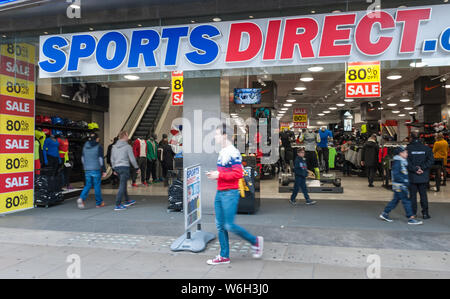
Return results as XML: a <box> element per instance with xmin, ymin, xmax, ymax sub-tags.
<box><xmin>170</xmin><ymin>164</ymin><xmax>215</xmax><ymax>253</ymax></box>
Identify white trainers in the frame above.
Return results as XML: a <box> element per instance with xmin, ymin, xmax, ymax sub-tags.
<box><xmin>77</xmin><ymin>198</ymin><xmax>85</xmax><ymax>209</ymax></box>
<box><xmin>207</xmin><ymin>255</ymin><xmax>231</xmax><ymax>265</ymax></box>
<box><xmin>252</xmin><ymin>236</ymin><xmax>264</xmax><ymax>259</ymax></box>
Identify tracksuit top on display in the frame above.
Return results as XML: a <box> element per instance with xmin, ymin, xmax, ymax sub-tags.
<box><xmin>82</xmin><ymin>140</ymin><xmax>106</xmax><ymax>173</ymax></box>
<box><xmin>35</xmin><ymin>129</ymin><xmax>46</xmax><ymax>150</ymax></box>
<box><xmin>147</xmin><ymin>139</ymin><xmax>158</xmax><ymax>160</ymax></box>
<box><xmin>391</xmin><ymin>155</ymin><xmax>409</xmax><ymax>189</ymax></box>
<box><xmin>133</xmin><ymin>138</ymin><xmax>147</xmax><ymax>158</ymax></box>
<box><xmin>318</xmin><ymin>129</ymin><xmax>332</xmax><ymax>148</ymax></box>
<box><xmin>43</xmin><ymin>137</ymin><xmax>61</xmax><ymax>165</ymax></box>
<box><xmin>303</xmin><ymin>131</ymin><xmax>320</xmax><ymax>152</ymax></box>
<box><xmin>217</xmin><ymin>144</ymin><xmax>244</xmax><ymax>191</ymax></box>
<box><xmin>57</xmin><ymin>137</ymin><xmax>69</xmax><ymax>163</ymax></box>
<box><xmin>34</xmin><ymin>140</ymin><xmax>40</xmax><ymax>161</ymax></box>
<box><xmin>294</xmin><ymin>156</ymin><xmax>308</xmax><ymax>178</ymax></box>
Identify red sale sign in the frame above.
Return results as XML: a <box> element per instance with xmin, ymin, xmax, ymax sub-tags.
<box><xmin>172</xmin><ymin>71</ymin><xmax>184</xmax><ymax>106</ymax></box>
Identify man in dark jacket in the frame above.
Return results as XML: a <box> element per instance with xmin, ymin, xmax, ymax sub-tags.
<box><xmin>290</xmin><ymin>148</ymin><xmax>317</xmax><ymax>206</ymax></box>
<box><xmin>361</xmin><ymin>134</ymin><xmax>379</xmax><ymax>187</ymax></box>
<box><xmin>407</xmin><ymin>132</ymin><xmax>434</xmax><ymax>219</ymax></box>
<box><xmin>77</xmin><ymin>133</ymin><xmax>106</xmax><ymax>209</ymax></box>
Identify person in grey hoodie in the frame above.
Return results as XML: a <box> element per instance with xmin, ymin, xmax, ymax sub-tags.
<box><xmin>111</xmin><ymin>130</ymin><xmax>139</xmax><ymax>211</ymax></box>
<box><xmin>77</xmin><ymin>133</ymin><xmax>106</xmax><ymax>209</ymax></box>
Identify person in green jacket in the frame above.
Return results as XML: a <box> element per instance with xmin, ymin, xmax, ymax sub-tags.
<box><xmin>146</xmin><ymin>133</ymin><xmax>158</xmax><ymax>184</ymax></box>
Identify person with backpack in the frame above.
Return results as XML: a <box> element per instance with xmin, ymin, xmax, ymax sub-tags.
<box><xmin>379</xmin><ymin>146</ymin><xmax>423</xmax><ymax>225</ymax></box>
<box><xmin>111</xmin><ymin>130</ymin><xmax>139</xmax><ymax>211</ymax></box>
<box><xmin>77</xmin><ymin>133</ymin><xmax>106</xmax><ymax>209</ymax></box>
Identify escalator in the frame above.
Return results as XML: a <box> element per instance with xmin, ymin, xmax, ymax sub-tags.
<box><xmin>132</xmin><ymin>88</ymin><xmax>170</xmax><ymax>139</ymax></box>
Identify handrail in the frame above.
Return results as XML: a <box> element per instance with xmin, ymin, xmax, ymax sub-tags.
<box><xmin>124</xmin><ymin>87</ymin><xmax>158</xmax><ymax>138</ymax></box>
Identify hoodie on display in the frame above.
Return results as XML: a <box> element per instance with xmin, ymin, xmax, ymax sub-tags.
<box><xmin>111</xmin><ymin>140</ymin><xmax>139</xmax><ymax>169</ymax></box>
<box><xmin>81</xmin><ymin>140</ymin><xmax>106</xmax><ymax>172</ymax></box>
<box><xmin>43</xmin><ymin>137</ymin><xmax>61</xmax><ymax>165</ymax></box>
<box><xmin>318</xmin><ymin>129</ymin><xmax>332</xmax><ymax>148</ymax></box>
<box><xmin>302</xmin><ymin>131</ymin><xmax>320</xmax><ymax>152</ymax></box>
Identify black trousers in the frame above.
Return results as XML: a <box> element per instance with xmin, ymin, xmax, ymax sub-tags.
<box><xmin>318</xmin><ymin>147</ymin><xmax>329</xmax><ymax>173</ymax></box>
<box><xmin>367</xmin><ymin>166</ymin><xmax>377</xmax><ymax>185</ymax></box>
<box><xmin>146</xmin><ymin>159</ymin><xmax>157</xmax><ymax>182</ymax></box>
<box><xmin>409</xmin><ymin>183</ymin><xmax>429</xmax><ymax>215</ymax></box>
<box><xmin>46</xmin><ymin>155</ymin><xmax>60</xmax><ymax>177</ymax></box>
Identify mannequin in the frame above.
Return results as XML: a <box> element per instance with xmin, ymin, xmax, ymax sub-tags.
<box><xmin>57</xmin><ymin>133</ymin><xmax>71</xmax><ymax>189</ymax></box>
<box><xmin>146</xmin><ymin>133</ymin><xmax>158</xmax><ymax>184</ymax></box>
<box><xmin>317</xmin><ymin>126</ymin><xmax>333</xmax><ymax>173</ymax></box>
<box><xmin>43</xmin><ymin>134</ymin><xmax>61</xmax><ymax>176</ymax></box>
<box><xmin>301</xmin><ymin>128</ymin><xmax>321</xmax><ymax>179</ymax></box>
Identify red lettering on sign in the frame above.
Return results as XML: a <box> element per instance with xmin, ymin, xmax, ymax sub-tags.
<box><xmin>396</xmin><ymin>8</ymin><xmax>431</xmax><ymax>53</ymax></box>
<box><xmin>355</xmin><ymin>11</ymin><xmax>395</xmax><ymax>56</ymax></box>
<box><xmin>280</xmin><ymin>18</ymin><xmax>318</xmax><ymax>59</ymax></box>
<box><xmin>319</xmin><ymin>14</ymin><xmax>356</xmax><ymax>57</ymax></box>
<box><xmin>262</xmin><ymin>20</ymin><xmax>282</xmax><ymax>60</ymax></box>
<box><xmin>226</xmin><ymin>22</ymin><xmax>263</xmax><ymax>62</ymax></box>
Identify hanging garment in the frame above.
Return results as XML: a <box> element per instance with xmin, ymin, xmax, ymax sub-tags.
<box><xmin>328</xmin><ymin>147</ymin><xmax>337</xmax><ymax>169</ymax></box>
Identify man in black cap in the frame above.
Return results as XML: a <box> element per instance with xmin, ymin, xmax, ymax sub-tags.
<box><xmin>407</xmin><ymin>132</ymin><xmax>434</xmax><ymax>219</ymax></box>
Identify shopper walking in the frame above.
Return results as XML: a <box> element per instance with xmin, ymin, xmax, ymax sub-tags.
<box><xmin>433</xmin><ymin>133</ymin><xmax>448</xmax><ymax>186</ymax></box>
<box><xmin>160</xmin><ymin>134</ymin><xmax>175</xmax><ymax>186</ymax></box>
<box><xmin>77</xmin><ymin>133</ymin><xmax>106</xmax><ymax>209</ymax></box>
<box><xmin>407</xmin><ymin>133</ymin><xmax>434</xmax><ymax>219</ymax></box>
<box><xmin>361</xmin><ymin>134</ymin><xmax>379</xmax><ymax>187</ymax></box>
<box><xmin>206</xmin><ymin>124</ymin><xmax>263</xmax><ymax>265</ymax></box>
<box><xmin>111</xmin><ymin>131</ymin><xmax>139</xmax><ymax>211</ymax></box>
<box><xmin>379</xmin><ymin>146</ymin><xmax>423</xmax><ymax>225</ymax></box>
<box><xmin>146</xmin><ymin>133</ymin><xmax>158</xmax><ymax>184</ymax></box>
<box><xmin>133</xmin><ymin>137</ymin><xmax>148</xmax><ymax>186</ymax></box>
<box><xmin>107</xmin><ymin>137</ymin><xmax>119</xmax><ymax>186</ymax></box>
<box><xmin>290</xmin><ymin>148</ymin><xmax>317</xmax><ymax>206</ymax></box>
<box><xmin>341</xmin><ymin>139</ymin><xmax>353</xmax><ymax>176</ymax></box>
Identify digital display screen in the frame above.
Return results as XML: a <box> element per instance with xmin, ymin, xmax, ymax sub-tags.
<box><xmin>234</xmin><ymin>88</ymin><xmax>261</xmax><ymax>104</ymax></box>
<box><xmin>344</xmin><ymin>119</ymin><xmax>353</xmax><ymax>132</ymax></box>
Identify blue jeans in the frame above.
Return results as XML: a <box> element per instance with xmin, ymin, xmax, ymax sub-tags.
<box><xmin>115</xmin><ymin>166</ymin><xmax>130</xmax><ymax>206</ymax></box>
<box><xmin>384</xmin><ymin>184</ymin><xmax>413</xmax><ymax>218</ymax></box>
<box><xmin>80</xmin><ymin>170</ymin><xmax>103</xmax><ymax>205</ymax></box>
<box><xmin>291</xmin><ymin>176</ymin><xmax>310</xmax><ymax>202</ymax></box>
<box><xmin>215</xmin><ymin>189</ymin><xmax>257</xmax><ymax>258</ymax></box>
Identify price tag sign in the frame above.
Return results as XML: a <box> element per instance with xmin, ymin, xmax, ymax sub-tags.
<box><xmin>172</xmin><ymin>71</ymin><xmax>184</xmax><ymax>106</ymax></box>
<box><xmin>0</xmin><ymin>74</ymin><xmax>35</xmax><ymax>100</ymax></box>
<box><xmin>280</xmin><ymin>122</ymin><xmax>291</xmax><ymax>131</ymax></box>
<box><xmin>345</xmin><ymin>61</ymin><xmax>381</xmax><ymax>98</ymax></box>
<box><xmin>0</xmin><ymin>189</ymin><xmax>33</xmax><ymax>214</ymax></box>
<box><xmin>0</xmin><ymin>115</ymin><xmax>34</xmax><ymax>136</ymax></box>
<box><xmin>293</xmin><ymin>108</ymin><xmax>308</xmax><ymax>128</ymax></box>
<box><xmin>0</xmin><ymin>43</ymin><xmax>35</xmax><ymax>64</ymax></box>
<box><xmin>0</xmin><ymin>153</ymin><xmax>34</xmax><ymax>174</ymax></box>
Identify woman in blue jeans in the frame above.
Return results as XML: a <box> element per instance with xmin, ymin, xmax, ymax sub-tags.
<box><xmin>77</xmin><ymin>133</ymin><xmax>106</xmax><ymax>209</ymax></box>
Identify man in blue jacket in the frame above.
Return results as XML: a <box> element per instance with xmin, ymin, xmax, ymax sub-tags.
<box><xmin>290</xmin><ymin>148</ymin><xmax>317</xmax><ymax>206</ymax></box>
<box><xmin>379</xmin><ymin>146</ymin><xmax>423</xmax><ymax>225</ymax></box>
<box><xmin>77</xmin><ymin>133</ymin><xmax>106</xmax><ymax>209</ymax></box>
<box><xmin>407</xmin><ymin>132</ymin><xmax>434</xmax><ymax>219</ymax></box>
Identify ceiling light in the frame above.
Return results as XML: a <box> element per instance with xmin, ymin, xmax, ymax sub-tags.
<box><xmin>311</xmin><ymin>10</ymin><xmax>316</xmax><ymax>13</ymax></box>
<box><xmin>281</xmin><ymin>108</ymin><xmax>289</xmax><ymax>111</ymax></box>
<box><xmin>318</xmin><ymin>113</ymin><xmax>325</xmax><ymax>116</ymax></box>
<box><xmin>399</xmin><ymin>114</ymin><xmax>406</xmax><ymax>117</ymax></box>
<box><xmin>284</xmin><ymin>103</ymin><xmax>292</xmax><ymax>107</ymax></box>
<box><xmin>89</xmin><ymin>28</ymin><xmax>94</xmax><ymax>31</ymax></box>
<box><xmin>159</xmin><ymin>86</ymin><xmax>170</xmax><ymax>89</ymax></box>
<box><xmin>344</xmin><ymin>99</ymin><xmax>354</xmax><ymax>102</ymax></box>
<box><xmin>400</xmin><ymin>98</ymin><xmax>410</xmax><ymax>102</ymax></box>
<box><xmin>300</xmin><ymin>73</ymin><xmax>314</xmax><ymax>82</ymax></box>
<box><xmin>294</xmin><ymin>83</ymin><xmax>307</xmax><ymax>91</ymax></box>
<box><xmin>410</xmin><ymin>61</ymin><xmax>427</xmax><ymax>68</ymax></box>
<box><xmin>212</xmin><ymin>17</ymin><xmax>222</xmax><ymax>22</ymax></box>
<box><xmin>137</xmin><ymin>24</ymin><xmax>143</xmax><ymax>27</ymax></box>
<box><xmin>445</xmin><ymin>84</ymin><xmax>450</xmax><ymax>88</ymax></box>
<box><xmin>404</xmin><ymin>107</ymin><xmax>413</xmax><ymax>110</ymax></box>
<box><xmin>378</xmin><ymin>107</ymin><xmax>384</xmax><ymax>110</ymax></box>
<box><xmin>124</xmin><ymin>75</ymin><xmax>140</xmax><ymax>80</ymax></box>
<box><xmin>387</xmin><ymin>72</ymin><xmax>402</xmax><ymax>80</ymax></box>
<box><xmin>329</xmin><ymin>107</ymin><xmax>337</xmax><ymax>110</ymax></box>
<box><xmin>332</xmin><ymin>10</ymin><xmax>341</xmax><ymax>13</ymax></box>
<box><xmin>409</xmin><ymin>111</ymin><xmax>417</xmax><ymax>114</ymax></box>
<box><xmin>387</xmin><ymin>103</ymin><xmax>397</xmax><ymax>107</ymax></box>
<box><xmin>336</xmin><ymin>103</ymin><xmax>345</xmax><ymax>107</ymax></box>
<box><xmin>286</xmin><ymin>99</ymin><xmax>296</xmax><ymax>103</ymax></box>
<box><xmin>249</xmin><ymin>15</ymin><xmax>254</xmax><ymax>19</ymax></box>
<box><xmin>392</xmin><ymin>111</ymin><xmax>400</xmax><ymax>114</ymax></box>
<box><xmin>308</xmin><ymin>66</ymin><xmax>323</xmax><ymax>72</ymax></box>
<box><xmin>323</xmin><ymin>111</ymin><xmax>331</xmax><ymax>114</ymax></box>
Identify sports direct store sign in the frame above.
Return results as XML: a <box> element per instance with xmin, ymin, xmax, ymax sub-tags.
<box><xmin>39</xmin><ymin>5</ymin><xmax>450</xmax><ymax>78</ymax></box>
